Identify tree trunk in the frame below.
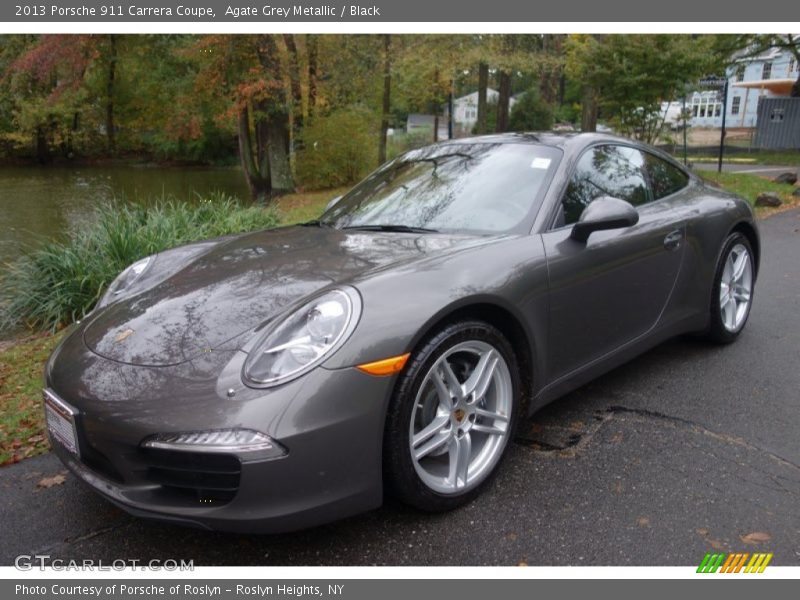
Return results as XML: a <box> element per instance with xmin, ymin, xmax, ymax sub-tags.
<box><xmin>477</xmin><ymin>62</ymin><xmax>488</xmax><ymax>134</ymax></box>
<box><xmin>495</xmin><ymin>70</ymin><xmax>511</xmax><ymax>132</ymax></box>
<box><xmin>792</xmin><ymin>72</ymin><xmax>800</xmax><ymax>97</ymax></box>
<box><xmin>580</xmin><ymin>83</ymin><xmax>598</xmax><ymax>132</ymax></box>
<box><xmin>34</xmin><ymin>125</ymin><xmax>50</xmax><ymax>164</ymax></box>
<box><xmin>282</xmin><ymin>34</ymin><xmax>304</xmax><ymax>134</ymax></box>
<box><xmin>433</xmin><ymin>68</ymin><xmax>440</xmax><ymax>142</ymax></box>
<box><xmin>106</xmin><ymin>35</ymin><xmax>117</xmax><ymax>155</ymax></box>
<box><xmin>378</xmin><ymin>34</ymin><xmax>391</xmax><ymax>165</ymax></box>
<box><xmin>254</xmin><ymin>34</ymin><xmax>294</xmax><ymax>200</ymax></box>
<box><xmin>307</xmin><ymin>34</ymin><xmax>318</xmax><ymax>116</ymax></box>
<box><xmin>237</xmin><ymin>105</ymin><xmax>270</xmax><ymax>203</ymax></box>
<box><xmin>265</xmin><ymin>112</ymin><xmax>293</xmax><ymax>197</ymax></box>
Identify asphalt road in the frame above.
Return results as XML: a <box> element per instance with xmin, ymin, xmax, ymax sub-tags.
<box><xmin>2</xmin><ymin>209</ymin><xmax>799</xmax><ymax>567</ymax></box>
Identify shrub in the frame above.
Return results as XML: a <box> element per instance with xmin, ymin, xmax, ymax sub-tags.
<box><xmin>0</xmin><ymin>193</ymin><xmax>278</xmax><ymax>333</ymax></box>
<box><xmin>509</xmin><ymin>87</ymin><xmax>554</xmax><ymax>132</ymax></box>
<box><xmin>296</xmin><ymin>107</ymin><xmax>378</xmax><ymax>190</ymax></box>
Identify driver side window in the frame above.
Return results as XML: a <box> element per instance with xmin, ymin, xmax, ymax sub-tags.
<box><xmin>561</xmin><ymin>145</ymin><xmax>649</xmax><ymax>226</ymax></box>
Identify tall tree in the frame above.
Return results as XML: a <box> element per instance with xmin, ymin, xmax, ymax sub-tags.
<box><xmin>193</xmin><ymin>34</ymin><xmax>294</xmax><ymax>203</ymax></box>
<box><xmin>566</xmin><ymin>34</ymin><xmax>715</xmax><ymax>142</ymax></box>
<box><xmin>476</xmin><ymin>62</ymin><xmax>489</xmax><ymax>134</ymax></box>
<box><xmin>105</xmin><ymin>35</ymin><xmax>117</xmax><ymax>154</ymax></box>
<box><xmin>306</xmin><ymin>34</ymin><xmax>319</xmax><ymax>116</ymax></box>
<box><xmin>378</xmin><ymin>34</ymin><xmax>392</xmax><ymax>164</ymax></box>
<box><xmin>495</xmin><ymin>69</ymin><xmax>511</xmax><ymax>132</ymax></box>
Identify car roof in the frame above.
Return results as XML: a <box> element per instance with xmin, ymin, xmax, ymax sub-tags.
<box><xmin>442</xmin><ymin>131</ymin><xmax>639</xmax><ymax>151</ymax></box>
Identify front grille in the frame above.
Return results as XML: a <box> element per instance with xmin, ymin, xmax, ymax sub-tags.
<box><xmin>139</xmin><ymin>447</ymin><xmax>241</xmax><ymax>503</ymax></box>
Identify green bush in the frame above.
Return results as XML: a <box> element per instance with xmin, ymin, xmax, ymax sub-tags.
<box><xmin>0</xmin><ymin>193</ymin><xmax>278</xmax><ymax>333</ymax></box>
<box><xmin>509</xmin><ymin>87</ymin><xmax>554</xmax><ymax>132</ymax></box>
<box><xmin>296</xmin><ymin>108</ymin><xmax>378</xmax><ymax>190</ymax></box>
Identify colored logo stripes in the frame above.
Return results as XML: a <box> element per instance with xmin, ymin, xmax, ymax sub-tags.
<box><xmin>697</xmin><ymin>552</ymin><xmax>773</xmax><ymax>573</ymax></box>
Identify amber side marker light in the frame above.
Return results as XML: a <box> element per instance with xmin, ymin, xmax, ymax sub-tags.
<box><xmin>356</xmin><ymin>353</ymin><xmax>410</xmax><ymax>376</ymax></box>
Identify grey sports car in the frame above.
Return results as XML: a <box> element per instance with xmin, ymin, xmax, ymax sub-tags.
<box><xmin>44</xmin><ymin>133</ymin><xmax>759</xmax><ymax>533</ymax></box>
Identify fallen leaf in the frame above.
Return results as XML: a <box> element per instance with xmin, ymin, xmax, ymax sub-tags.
<box><xmin>612</xmin><ymin>481</ymin><xmax>624</xmax><ymax>494</ymax></box>
<box><xmin>569</xmin><ymin>421</ymin><xmax>585</xmax><ymax>432</ymax></box>
<box><xmin>696</xmin><ymin>527</ymin><xmax>710</xmax><ymax>536</ymax></box>
<box><xmin>637</xmin><ymin>517</ymin><xmax>650</xmax><ymax>528</ymax></box>
<box><xmin>517</xmin><ymin>560</ymin><xmax>528</xmax><ymax>566</ymax></box>
<box><xmin>505</xmin><ymin>532</ymin><xmax>518</xmax><ymax>541</ymax></box>
<box><xmin>37</xmin><ymin>473</ymin><xmax>67</xmax><ymax>488</ymax></box>
<box><xmin>114</xmin><ymin>328</ymin><xmax>134</xmax><ymax>343</ymax></box>
<box><xmin>708</xmin><ymin>539</ymin><xmax>726</xmax><ymax>551</ymax></box>
<box><xmin>740</xmin><ymin>532</ymin><xmax>771</xmax><ymax>545</ymax></box>
<box><xmin>610</xmin><ymin>432</ymin><xmax>624</xmax><ymax>444</ymax></box>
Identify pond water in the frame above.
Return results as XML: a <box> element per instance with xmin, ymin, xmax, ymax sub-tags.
<box><xmin>0</xmin><ymin>165</ymin><xmax>250</xmax><ymax>268</ymax></box>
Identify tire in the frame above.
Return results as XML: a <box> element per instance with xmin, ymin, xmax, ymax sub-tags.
<box><xmin>705</xmin><ymin>232</ymin><xmax>755</xmax><ymax>344</ymax></box>
<box><xmin>383</xmin><ymin>320</ymin><xmax>521</xmax><ymax>512</ymax></box>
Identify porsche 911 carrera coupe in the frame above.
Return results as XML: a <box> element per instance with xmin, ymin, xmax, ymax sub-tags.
<box><xmin>44</xmin><ymin>133</ymin><xmax>759</xmax><ymax>533</ymax></box>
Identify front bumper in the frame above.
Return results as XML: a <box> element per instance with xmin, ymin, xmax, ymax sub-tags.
<box><xmin>45</xmin><ymin>329</ymin><xmax>394</xmax><ymax>534</ymax></box>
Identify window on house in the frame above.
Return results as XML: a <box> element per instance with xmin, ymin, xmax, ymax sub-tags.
<box><xmin>731</xmin><ymin>96</ymin><xmax>741</xmax><ymax>115</ymax></box>
<box><xmin>735</xmin><ymin>64</ymin><xmax>745</xmax><ymax>82</ymax></box>
<box><xmin>762</xmin><ymin>62</ymin><xmax>772</xmax><ymax>79</ymax></box>
<box><xmin>715</xmin><ymin>104</ymin><xmax>721</xmax><ymax>117</ymax></box>
<box><xmin>790</xmin><ymin>58</ymin><xmax>797</xmax><ymax>74</ymax></box>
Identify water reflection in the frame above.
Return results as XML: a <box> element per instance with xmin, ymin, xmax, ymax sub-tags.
<box><xmin>0</xmin><ymin>165</ymin><xmax>249</xmax><ymax>267</ymax></box>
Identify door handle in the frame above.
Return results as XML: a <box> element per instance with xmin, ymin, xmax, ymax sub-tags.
<box><xmin>663</xmin><ymin>229</ymin><xmax>683</xmax><ymax>251</ymax></box>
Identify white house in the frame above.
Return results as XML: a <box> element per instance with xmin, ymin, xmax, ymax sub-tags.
<box><xmin>450</xmin><ymin>88</ymin><xmax>519</xmax><ymax>133</ymax></box>
<box><xmin>687</xmin><ymin>39</ymin><xmax>798</xmax><ymax>129</ymax></box>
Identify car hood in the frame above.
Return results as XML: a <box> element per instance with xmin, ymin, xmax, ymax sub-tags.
<box><xmin>83</xmin><ymin>225</ymin><xmax>482</xmax><ymax>366</ymax></box>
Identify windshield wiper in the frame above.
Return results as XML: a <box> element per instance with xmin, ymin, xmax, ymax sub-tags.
<box><xmin>341</xmin><ymin>224</ymin><xmax>439</xmax><ymax>234</ymax></box>
<box><xmin>300</xmin><ymin>220</ymin><xmax>333</xmax><ymax>227</ymax></box>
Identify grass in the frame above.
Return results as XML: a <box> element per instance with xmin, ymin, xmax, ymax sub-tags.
<box><xmin>0</xmin><ymin>187</ymin><xmax>341</xmax><ymax>466</ymax></box>
<box><xmin>273</xmin><ymin>187</ymin><xmax>348</xmax><ymax>224</ymax></box>
<box><xmin>0</xmin><ymin>193</ymin><xmax>281</xmax><ymax>334</ymax></box>
<box><xmin>695</xmin><ymin>170</ymin><xmax>800</xmax><ymax>214</ymax></box>
<box><xmin>674</xmin><ymin>150</ymin><xmax>800</xmax><ymax>166</ymax></box>
<box><xmin>0</xmin><ymin>332</ymin><xmax>63</xmax><ymax>464</ymax></box>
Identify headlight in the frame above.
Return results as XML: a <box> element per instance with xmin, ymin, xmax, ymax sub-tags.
<box><xmin>96</xmin><ymin>255</ymin><xmax>153</xmax><ymax>308</ymax></box>
<box><xmin>243</xmin><ymin>287</ymin><xmax>361</xmax><ymax>387</ymax></box>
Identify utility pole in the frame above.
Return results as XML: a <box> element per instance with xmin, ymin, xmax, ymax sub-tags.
<box><xmin>717</xmin><ymin>79</ymin><xmax>729</xmax><ymax>174</ymax></box>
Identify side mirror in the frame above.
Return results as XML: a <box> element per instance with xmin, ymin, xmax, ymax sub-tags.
<box><xmin>325</xmin><ymin>195</ymin><xmax>343</xmax><ymax>212</ymax></box>
<box><xmin>570</xmin><ymin>196</ymin><xmax>639</xmax><ymax>243</ymax></box>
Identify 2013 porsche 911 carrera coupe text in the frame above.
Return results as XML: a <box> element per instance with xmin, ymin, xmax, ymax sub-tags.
<box><xmin>44</xmin><ymin>133</ymin><xmax>759</xmax><ymax>532</ymax></box>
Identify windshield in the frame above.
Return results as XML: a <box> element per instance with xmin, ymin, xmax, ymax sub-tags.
<box><xmin>321</xmin><ymin>142</ymin><xmax>561</xmax><ymax>234</ymax></box>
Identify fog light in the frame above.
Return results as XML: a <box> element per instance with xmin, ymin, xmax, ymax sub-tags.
<box><xmin>141</xmin><ymin>429</ymin><xmax>286</xmax><ymax>459</ymax></box>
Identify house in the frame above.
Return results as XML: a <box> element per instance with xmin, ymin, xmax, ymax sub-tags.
<box><xmin>406</xmin><ymin>113</ymin><xmax>450</xmax><ymax>140</ymax></box>
<box><xmin>448</xmin><ymin>89</ymin><xmax>519</xmax><ymax>135</ymax></box>
<box><xmin>686</xmin><ymin>39</ymin><xmax>799</xmax><ymax>129</ymax></box>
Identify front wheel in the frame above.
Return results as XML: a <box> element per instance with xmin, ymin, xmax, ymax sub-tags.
<box><xmin>383</xmin><ymin>320</ymin><xmax>521</xmax><ymax>512</ymax></box>
<box><xmin>706</xmin><ymin>232</ymin><xmax>755</xmax><ymax>343</ymax></box>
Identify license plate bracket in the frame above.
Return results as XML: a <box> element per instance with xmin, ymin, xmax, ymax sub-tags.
<box><xmin>44</xmin><ymin>389</ymin><xmax>80</xmax><ymax>457</ymax></box>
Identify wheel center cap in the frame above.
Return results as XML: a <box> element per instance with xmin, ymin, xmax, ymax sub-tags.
<box><xmin>453</xmin><ymin>408</ymin><xmax>466</xmax><ymax>423</ymax></box>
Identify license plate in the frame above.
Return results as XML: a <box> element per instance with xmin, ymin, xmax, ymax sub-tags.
<box><xmin>43</xmin><ymin>389</ymin><xmax>79</xmax><ymax>456</ymax></box>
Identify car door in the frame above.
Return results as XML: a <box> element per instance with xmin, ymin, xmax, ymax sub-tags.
<box><xmin>541</xmin><ymin>144</ymin><xmax>685</xmax><ymax>382</ymax></box>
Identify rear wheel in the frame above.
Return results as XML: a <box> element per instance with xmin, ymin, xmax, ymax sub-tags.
<box><xmin>384</xmin><ymin>320</ymin><xmax>521</xmax><ymax>511</ymax></box>
<box><xmin>706</xmin><ymin>232</ymin><xmax>755</xmax><ymax>343</ymax></box>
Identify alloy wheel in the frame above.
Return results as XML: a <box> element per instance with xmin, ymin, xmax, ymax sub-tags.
<box><xmin>408</xmin><ymin>340</ymin><xmax>513</xmax><ymax>495</ymax></box>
